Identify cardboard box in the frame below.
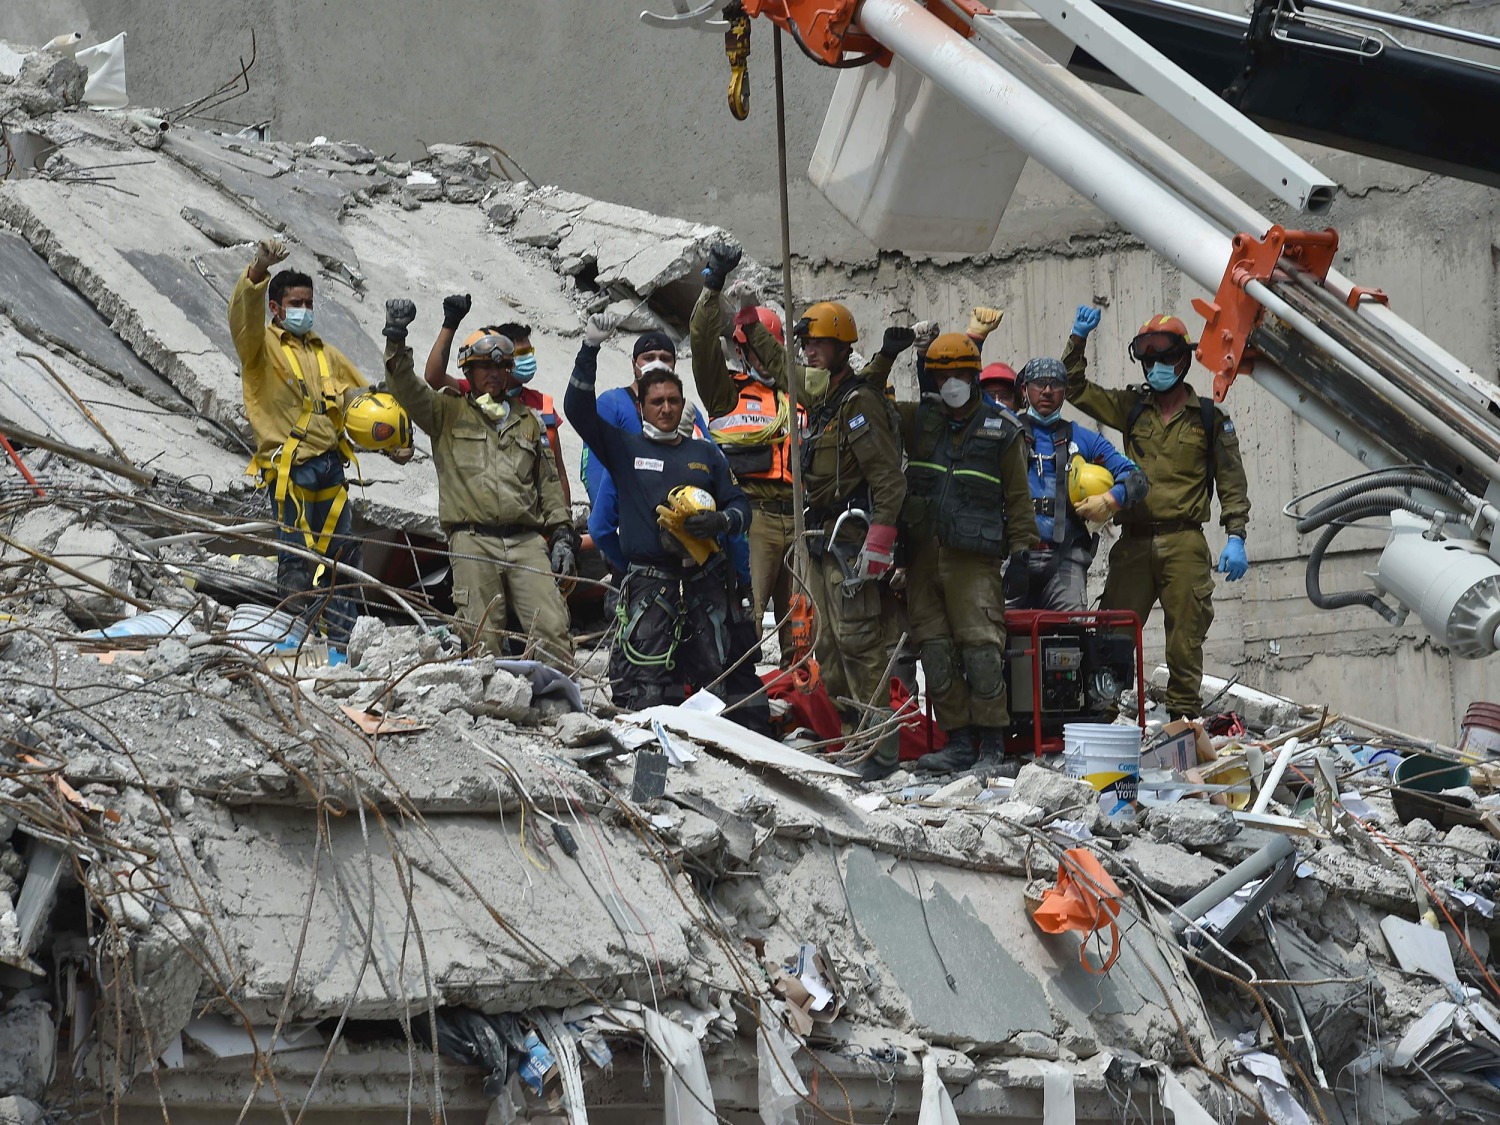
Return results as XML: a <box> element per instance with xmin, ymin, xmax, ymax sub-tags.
<box><xmin>1143</xmin><ymin>720</ymin><xmax>1214</xmax><ymax>774</ymax></box>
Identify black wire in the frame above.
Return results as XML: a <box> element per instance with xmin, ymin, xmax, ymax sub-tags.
<box><xmin>785</xmin><ymin>18</ymin><xmax>881</xmax><ymax>69</ymax></box>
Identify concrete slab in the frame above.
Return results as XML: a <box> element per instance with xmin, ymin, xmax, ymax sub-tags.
<box><xmin>0</xmin><ymin>229</ymin><xmax>176</xmax><ymax>404</ymax></box>
<box><xmin>196</xmin><ymin>804</ymin><xmax>731</xmax><ymax>1020</ymax></box>
<box><xmin>842</xmin><ymin>846</ymin><xmax>1051</xmax><ymax>1048</ymax></box>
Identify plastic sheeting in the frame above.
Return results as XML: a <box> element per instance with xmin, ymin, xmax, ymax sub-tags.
<box><xmin>756</xmin><ymin>1001</ymin><xmax>806</xmax><ymax>1125</ymax></box>
<box><xmin>76</xmin><ymin>32</ymin><xmax>127</xmax><ymax>109</ymax></box>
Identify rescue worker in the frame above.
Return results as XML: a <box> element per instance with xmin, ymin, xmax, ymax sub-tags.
<box><xmin>382</xmin><ymin>300</ymin><xmax>576</xmax><ymax>669</ymax></box>
<box><xmin>690</xmin><ymin>242</ymin><xmax>801</xmax><ymax>662</ymax></box>
<box><xmin>890</xmin><ymin>334</ymin><xmax>1038</xmax><ymax>775</ymax></box>
<box><xmin>574</xmin><ymin>323</ymin><xmax>752</xmax><ymax>592</ymax></box>
<box><xmin>565</xmin><ymin>313</ymin><xmax>768</xmax><ymax>730</ymax></box>
<box><xmin>796</xmin><ymin>301</ymin><xmax>911</xmax><ymax>780</ymax></box>
<box><xmin>1011</xmin><ymin>355</ymin><xmax>1149</xmax><ymax>611</ymax></box>
<box><xmin>229</xmin><ymin>237</ymin><xmax>401</xmax><ymax>659</ymax></box>
<box><xmin>1064</xmin><ymin>306</ymin><xmax>1251</xmax><ymax>719</ymax></box>
<box><xmin>980</xmin><ymin>363</ymin><xmax>1020</xmax><ymax>411</ymax></box>
<box><xmin>422</xmin><ymin>295</ymin><xmax>572</xmax><ymax>506</ymax></box>
<box><xmin>910</xmin><ymin>307</ymin><xmax>1006</xmax><ymax>396</ymax></box>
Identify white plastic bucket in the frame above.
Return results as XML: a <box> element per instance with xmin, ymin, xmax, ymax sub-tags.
<box><xmin>1064</xmin><ymin>723</ymin><xmax>1143</xmax><ymax>823</ymax></box>
<box><xmin>81</xmin><ymin>607</ymin><xmax>193</xmax><ymax>640</ymax></box>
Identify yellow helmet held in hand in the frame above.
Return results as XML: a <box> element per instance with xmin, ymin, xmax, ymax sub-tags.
<box><xmin>796</xmin><ymin>301</ymin><xmax>858</xmax><ymax>344</ymax></box>
<box><xmin>655</xmin><ymin>486</ymin><xmax>720</xmax><ymax>565</ymax></box>
<box><xmin>345</xmin><ymin>392</ymin><xmax>411</xmax><ymax>451</ymax></box>
<box><xmin>1068</xmin><ymin>454</ymin><xmax>1115</xmax><ymax>505</ymax></box>
<box><xmin>925</xmin><ymin>332</ymin><xmax>982</xmax><ymax>373</ymax></box>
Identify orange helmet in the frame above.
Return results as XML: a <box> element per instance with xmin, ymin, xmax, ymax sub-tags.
<box><xmin>924</xmin><ymin>332</ymin><xmax>982</xmax><ymax>373</ymax></box>
<box><xmin>734</xmin><ymin>306</ymin><xmax>785</xmax><ymax>347</ymax></box>
<box><xmin>1128</xmin><ymin>315</ymin><xmax>1194</xmax><ymax>366</ymax></box>
<box><xmin>458</xmin><ymin>329</ymin><xmax>514</xmax><ymax>370</ymax></box>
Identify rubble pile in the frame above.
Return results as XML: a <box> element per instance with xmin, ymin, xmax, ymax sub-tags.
<box><xmin>0</xmin><ymin>481</ymin><xmax>1497</xmax><ymax>1123</ymax></box>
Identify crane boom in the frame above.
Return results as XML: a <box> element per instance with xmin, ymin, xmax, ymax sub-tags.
<box><xmin>658</xmin><ymin>0</ymin><xmax>1500</xmax><ymax>654</ymax></box>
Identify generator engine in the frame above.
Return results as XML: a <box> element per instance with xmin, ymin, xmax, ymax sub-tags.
<box><xmin>1003</xmin><ymin>610</ymin><xmax>1142</xmax><ymax>754</ymax></box>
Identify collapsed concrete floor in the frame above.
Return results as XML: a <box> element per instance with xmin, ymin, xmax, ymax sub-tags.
<box><xmin>4</xmin><ymin>39</ymin><xmax>1500</xmax><ymax>1125</ymax></box>
<box><xmin>5</xmin><ymin>480</ymin><xmax>1500</xmax><ymax>1125</ymax></box>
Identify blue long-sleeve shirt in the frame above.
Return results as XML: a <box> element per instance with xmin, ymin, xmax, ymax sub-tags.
<box><xmin>567</xmin><ymin>343</ymin><xmax>751</xmax><ymax>570</ymax></box>
<box><xmin>1022</xmin><ymin>414</ymin><xmax>1147</xmax><ymax>544</ymax></box>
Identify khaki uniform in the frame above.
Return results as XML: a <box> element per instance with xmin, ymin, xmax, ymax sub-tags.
<box><xmin>385</xmin><ymin>341</ymin><xmax>573</xmax><ymax>668</ymax></box>
<box><xmin>801</xmin><ymin>372</ymin><xmax>907</xmax><ymax>712</ymax></box>
<box><xmin>1063</xmin><ymin>334</ymin><xmax>1251</xmax><ymax>717</ymax></box>
<box><xmin>897</xmin><ymin>398</ymin><xmax>1037</xmax><ymax>731</ymax></box>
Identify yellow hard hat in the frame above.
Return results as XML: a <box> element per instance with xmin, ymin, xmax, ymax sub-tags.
<box><xmin>345</xmin><ymin>392</ymin><xmax>411</xmax><ymax>451</ymax></box>
<box><xmin>1068</xmin><ymin>455</ymin><xmax>1115</xmax><ymax>505</ymax></box>
<box><xmin>925</xmin><ymin>332</ymin><xmax>982</xmax><ymax>373</ymax></box>
<box><xmin>656</xmin><ymin>486</ymin><xmax>720</xmax><ymax>565</ymax></box>
<box><xmin>796</xmin><ymin>301</ymin><xmax>858</xmax><ymax>344</ymax></box>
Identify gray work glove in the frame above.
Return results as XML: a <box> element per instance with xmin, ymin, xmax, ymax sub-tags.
<box><xmin>442</xmin><ymin>293</ymin><xmax>472</xmax><ymax>330</ymax></box>
<box><xmin>683</xmin><ymin>510</ymin><xmax>730</xmax><ymax>538</ymax></box>
<box><xmin>912</xmin><ymin>319</ymin><xmax>940</xmax><ymax>358</ymax></box>
<box><xmin>583</xmin><ymin>311</ymin><xmax>619</xmax><ymax>347</ymax></box>
<box><xmin>701</xmin><ymin>242</ymin><xmax>743</xmax><ymax>291</ymax></box>
<box><xmin>384</xmin><ymin>299</ymin><xmax>417</xmax><ymax>341</ymax></box>
<box><xmin>549</xmin><ymin>529</ymin><xmax>578</xmax><ymax>576</ymax></box>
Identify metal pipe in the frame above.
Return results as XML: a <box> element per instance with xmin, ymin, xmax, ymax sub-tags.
<box><xmin>0</xmin><ymin>421</ymin><xmax>156</xmax><ymax>486</ymax></box>
<box><xmin>774</xmin><ymin>28</ymin><xmax>810</xmax><ymax>577</ymax></box>
<box><xmin>857</xmin><ymin>0</ymin><xmax>1233</xmax><ymax>291</ymax></box>
<box><xmin>1295</xmin><ymin>0</ymin><xmax>1500</xmax><ymax>52</ymax></box>
<box><xmin>1019</xmin><ymin>0</ymin><xmax>1336</xmax><ymax>211</ymax></box>
<box><xmin>1246</xmin><ymin>280</ymin><xmax>1500</xmax><ymax>488</ymax></box>
<box><xmin>1169</xmin><ymin>834</ymin><xmax>1295</xmax><ymax>935</ymax></box>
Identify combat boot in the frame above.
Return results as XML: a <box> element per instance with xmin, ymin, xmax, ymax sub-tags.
<box><xmin>913</xmin><ymin>727</ymin><xmax>978</xmax><ymax>774</ymax></box>
<box><xmin>973</xmin><ymin>726</ymin><xmax>1021</xmax><ymax>779</ymax></box>
<box><xmin>857</xmin><ymin>717</ymin><xmax>902</xmax><ymax>783</ymax></box>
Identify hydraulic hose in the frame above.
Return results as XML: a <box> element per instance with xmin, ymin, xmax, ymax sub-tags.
<box><xmin>1305</xmin><ymin>523</ymin><xmax>1401</xmax><ymax>621</ymax></box>
<box><xmin>1295</xmin><ymin>469</ymin><xmax>1473</xmax><ymax>534</ymax></box>
<box><xmin>1297</xmin><ymin>490</ymin><xmax>1442</xmax><ymax>535</ymax></box>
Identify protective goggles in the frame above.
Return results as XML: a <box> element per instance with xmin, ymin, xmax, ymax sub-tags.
<box><xmin>1128</xmin><ymin>331</ymin><xmax>1192</xmax><ymax>365</ymax></box>
<box><xmin>458</xmin><ymin>335</ymin><xmax>515</xmax><ymax>369</ymax></box>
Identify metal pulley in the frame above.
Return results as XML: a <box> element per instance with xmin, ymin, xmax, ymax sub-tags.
<box><xmin>724</xmin><ymin>2</ymin><xmax>752</xmax><ymax>119</ymax></box>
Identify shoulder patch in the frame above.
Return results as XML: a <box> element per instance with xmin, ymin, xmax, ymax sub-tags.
<box><xmin>848</xmin><ymin>413</ymin><xmax>867</xmax><ymax>431</ymax></box>
<box><xmin>688</xmin><ymin>461</ymin><xmax>710</xmax><ymax>473</ymax></box>
<box><xmin>1221</xmin><ymin>419</ymin><xmax>1236</xmax><ymax>434</ymax></box>
<box><xmin>982</xmin><ymin>417</ymin><xmax>1007</xmax><ymax>431</ymax></box>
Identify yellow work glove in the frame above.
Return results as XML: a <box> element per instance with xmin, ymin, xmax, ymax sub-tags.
<box><xmin>1074</xmin><ymin>492</ymin><xmax>1120</xmax><ymax>526</ymax></box>
<box><xmin>966</xmin><ymin>306</ymin><xmax>1004</xmax><ymax>340</ymax></box>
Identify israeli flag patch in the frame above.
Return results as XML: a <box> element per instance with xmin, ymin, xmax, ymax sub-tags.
<box><xmin>849</xmin><ymin>413</ymin><xmax>867</xmax><ymax>430</ymax></box>
<box><xmin>982</xmin><ymin>417</ymin><xmax>1006</xmax><ymax>431</ymax></box>
<box><xmin>1222</xmin><ymin>419</ymin><xmax>1236</xmax><ymax>434</ymax></box>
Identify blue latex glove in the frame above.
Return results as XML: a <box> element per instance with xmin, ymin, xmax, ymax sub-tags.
<box><xmin>1217</xmin><ymin>536</ymin><xmax>1248</xmax><ymax>581</ymax></box>
<box><xmin>1072</xmin><ymin>305</ymin><xmax>1102</xmax><ymax>338</ymax></box>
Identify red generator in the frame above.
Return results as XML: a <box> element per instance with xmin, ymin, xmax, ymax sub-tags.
<box><xmin>1003</xmin><ymin>610</ymin><xmax>1145</xmax><ymax>758</ymax></box>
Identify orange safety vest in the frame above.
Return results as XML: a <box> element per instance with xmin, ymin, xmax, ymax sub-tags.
<box><xmin>707</xmin><ymin>378</ymin><xmax>803</xmax><ymax>486</ymax></box>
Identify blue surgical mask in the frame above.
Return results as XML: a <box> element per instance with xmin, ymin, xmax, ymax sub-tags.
<box><xmin>1026</xmin><ymin>405</ymin><xmax>1063</xmax><ymax>425</ymax></box>
<box><xmin>282</xmin><ymin>308</ymin><xmax>314</xmax><ymax>337</ymax></box>
<box><xmin>513</xmin><ymin>353</ymin><xmax>538</xmax><ymax>383</ymax></box>
<box><xmin>1146</xmin><ymin>362</ymin><xmax>1180</xmax><ymax>392</ymax></box>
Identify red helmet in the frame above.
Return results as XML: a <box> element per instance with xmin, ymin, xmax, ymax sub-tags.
<box><xmin>734</xmin><ymin>306</ymin><xmax>785</xmax><ymax>347</ymax></box>
<box><xmin>979</xmin><ymin>362</ymin><xmax>1017</xmax><ymax>388</ymax></box>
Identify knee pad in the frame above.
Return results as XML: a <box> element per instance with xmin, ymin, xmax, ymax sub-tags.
<box><xmin>920</xmin><ymin>638</ymin><xmax>960</xmax><ymax>696</ymax></box>
<box><xmin>962</xmin><ymin>642</ymin><xmax>1007</xmax><ymax>700</ymax></box>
